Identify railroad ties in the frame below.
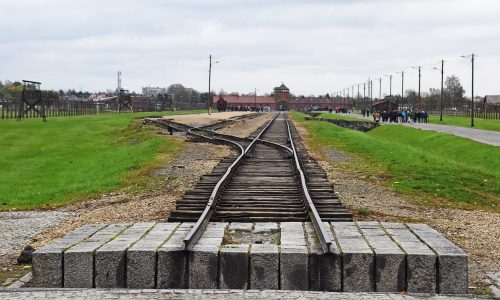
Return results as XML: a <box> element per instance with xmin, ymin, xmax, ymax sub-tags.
<box><xmin>168</xmin><ymin>113</ymin><xmax>352</xmax><ymax>223</ymax></box>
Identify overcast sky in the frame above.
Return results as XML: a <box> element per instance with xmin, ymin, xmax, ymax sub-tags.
<box><xmin>1</xmin><ymin>0</ymin><xmax>499</xmax><ymax>96</ymax></box>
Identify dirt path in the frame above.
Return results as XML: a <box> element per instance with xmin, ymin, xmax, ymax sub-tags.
<box><xmin>293</xmin><ymin>119</ymin><xmax>500</xmax><ymax>291</ymax></box>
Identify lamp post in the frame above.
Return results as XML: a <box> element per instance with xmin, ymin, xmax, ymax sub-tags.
<box><xmin>357</xmin><ymin>83</ymin><xmax>360</xmax><ymax>111</ymax></box>
<box><xmin>363</xmin><ymin>82</ymin><xmax>366</xmax><ymax>112</ymax></box>
<box><xmin>412</xmin><ymin>66</ymin><xmax>421</xmax><ymax>110</ymax></box>
<box><xmin>208</xmin><ymin>55</ymin><xmax>219</xmax><ymax>115</ymax></box>
<box><xmin>385</xmin><ymin>74</ymin><xmax>392</xmax><ymax>111</ymax></box>
<box><xmin>351</xmin><ymin>85</ymin><xmax>354</xmax><ymax>110</ymax></box>
<box><xmin>433</xmin><ymin>59</ymin><xmax>445</xmax><ymax>121</ymax></box>
<box><xmin>396</xmin><ymin>71</ymin><xmax>404</xmax><ymax>110</ymax></box>
<box><xmin>461</xmin><ymin>54</ymin><xmax>475</xmax><ymax>127</ymax></box>
<box><xmin>378</xmin><ymin>77</ymin><xmax>382</xmax><ymax>101</ymax></box>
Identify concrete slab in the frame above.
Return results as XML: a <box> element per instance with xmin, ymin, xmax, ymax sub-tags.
<box><xmin>333</xmin><ymin>222</ymin><xmax>374</xmax><ymax>292</ymax></box>
<box><xmin>381</xmin><ymin>222</ymin><xmax>436</xmax><ymax>293</ymax></box>
<box><xmin>127</xmin><ymin>223</ymin><xmax>179</xmax><ymax>288</ymax></box>
<box><xmin>250</xmin><ymin>244</ymin><xmax>279</xmax><ymax>290</ymax></box>
<box><xmin>157</xmin><ymin>223</ymin><xmax>194</xmax><ymax>289</ymax></box>
<box><xmin>32</xmin><ymin>224</ymin><xmax>106</xmax><ymax>288</ymax></box>
<box><xmin>94</xmin><ymin>223</ymin><xmax>153</xmax><ymax>288</ymax></box>
<box><xmin>408</xmin><ymin>223</ymin><xmax>468</xmax><ymax>294</ymax></box>
<box><xmin>358</xmin><ymin>222</ymin><xmax>405</xmax><ymax>292</ymax></box>
<box><xmin>219</xmin><ymin>244</ymin><xmax>250</xmax><ymax>289</ymax></box>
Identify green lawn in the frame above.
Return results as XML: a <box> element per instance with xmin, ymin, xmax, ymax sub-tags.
<box><xmin>292</xmin><ymin>112</ymin><xmax>500</xmax><ymax>212</ymax></box>
<box><xmin>428</xmin><ymin>115</ymin><xmax>500</xmax><ymax>132</ymax></box>
<box><xmin>0</xmin><ymin>110</ymin><xmax>203</xmax><ymax>210</ymax></box>
<box><xmin>312</xmin><ymin>112</ymin><xmax>369</xmax><ymax>122</ymax></box>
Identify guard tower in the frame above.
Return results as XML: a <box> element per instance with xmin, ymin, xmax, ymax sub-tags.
<box><xmin>17</xmin><ymin>80</ymin><xmax>46</xmax><ymax>121</ymax></box>
<box><xmin>274</xmin><ymin>83</ymin><xmax>290</xmax><ymax>111</ymax></box>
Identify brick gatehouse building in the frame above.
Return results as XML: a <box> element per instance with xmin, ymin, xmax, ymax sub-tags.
<box><xmin>214</xmin><ymin>83</ymin><xmax>350</xmax><ymax>111</ymax></box>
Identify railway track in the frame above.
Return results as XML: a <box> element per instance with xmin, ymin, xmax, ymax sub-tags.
<box><xmin>162</xmin><ymin>112</ymin><xmax>351</xmax><ymax>253</ymax></box>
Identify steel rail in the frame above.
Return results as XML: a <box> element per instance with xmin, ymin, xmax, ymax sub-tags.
<box><xmin>285</xmin><ymin>114</ymin><xmax>332</xmax><ymax>253</ymax></box>
<box><xmin>150</xmin><ymin>117</ymin><xmax>293</xmax><ymax>156</ymax></box>
<box><xmin>183</xmin><ymin>113</ymin><xmax>281</xmax><ymax>250</ymax></box>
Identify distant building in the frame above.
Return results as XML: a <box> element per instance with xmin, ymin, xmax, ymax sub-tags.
<box><xmin>483</xmin><ymin>95</ymin><xmax>500</xmax><ymax>113</ymax></box>
<box><xmin>212</xmin><ymin>83</ymin><xmax>350</xmax><ymax>111</ymax></box>
<box><xmin>372</xmin><ymin>100</ymin><xmax>399</xmax><ymax>112</ymax></box>
<box><xmin>485</xmin><ymin>95</ymin><xmax>500</xmax><ymax>104</ymax></box>
<box><xmin>142</xmin><ymin>87</ymin><xmax>167</xmax><ymax>97</ymax></box>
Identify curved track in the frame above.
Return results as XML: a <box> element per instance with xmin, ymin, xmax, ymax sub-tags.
<box><xmin>162</xmin><ymin>112</ymin><xmax>351</xmax><ymax>253</ymax></box>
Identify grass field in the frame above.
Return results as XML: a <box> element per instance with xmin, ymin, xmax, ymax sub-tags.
<box><xmin>0</xmin><ymin>110</ymin><xmax>204</xmax><ymax>210</ymax></box>
<box><xmin>312</xmin><ymin>112</ymin><xmax>369</xmax><ymax>122</ymax></box>
<box><xmin>292</xmin><ymin>112</ymin><xmax>500</xmax><ymax>212</ymax></box>
<box><xmin>428</xmin><ymin>115</ymin><xmax>500</xmax><ymax>132</ymax></box>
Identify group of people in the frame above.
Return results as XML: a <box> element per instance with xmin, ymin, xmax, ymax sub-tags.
<box><xmin>372</xmin><ymin>110</ymin><xmax>429</xmax><ymax>124</ymax></box>
<box><xmin>222</xmin><ymin>105</ymin><xmax>267</xmax><ymax>112</ymax></box>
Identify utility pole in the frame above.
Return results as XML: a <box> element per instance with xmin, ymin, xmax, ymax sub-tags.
<box><xmin>441</xmin><ymin>60</ymin><xmax>444</xmax><ymax>121</ymax></box>
<box><xmin>208</xmin><ymin>55</ymin><xmax>212</xmax><ymax>115</ymax></box>
<box><xmin>461</xmin><ymin>54</ymin><xmax>475</xmax><ymax>127</ymax></box>
<box><xmin>370</xmin><ymin>79</ymin><xmax>373</xmax><ymax>102</ymax></box>
<box><xmin>207</xmin><ymin>55</ymin><xmax>220</xmax><ymax>115</ymax></box>
<box><xmin>418</xmin><ymin>66</ymin><xmax>421</xmax><ymax>110</ymax></box>
<box><xmin>434</xmin><ymin>60</ymin><xmax>445</xmax><ymax>121</ymax></box>
<box><xmin>357</xmin><ymin>83</ymin><xmax>360</xmax><ymax>110</ymax></box>
<box><xmin>472</xmin><ymin>54</ymin><xmax>475</xmax><ymax>127</ymax></box>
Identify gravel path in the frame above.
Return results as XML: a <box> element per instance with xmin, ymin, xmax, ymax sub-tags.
<box><xmin>341</xmin><ymin>113</ymin><xmax>500</xmax><ymax>146</ymax></box>
<box><xmin>0</xmin><ymin>211</ymin><xmax>74</xmax><ymax>263</ymax></box>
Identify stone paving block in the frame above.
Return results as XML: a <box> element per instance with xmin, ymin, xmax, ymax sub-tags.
<box><xmin>408</xmin><ymin>223</ymin><xmax>468</xmax><ymax>294</ymax></box>
<box><xmin>250</xmin><ymin>244</ymin><xmax>279</xmax><ymax>290</ymax></box>
<box><xmin>279</xmin><ymin>221</ymin><xmax>309</xmax><ymax>290</ymax></box>
<box><xmin>358</xmin><ymin>222</ymin><xmax>405</xmax><ymax>292</ymax></box>
<box><xmin>253</xmin><ymin>222</ymin><xmax>278</xmax><ymax>234</ymax></box>
<box><xmin>127</xmin><ymin>223</ymin><xmax>179</xmax><ymax>288</ymax></box>
<box><xmin>219</xmin><ymin>244</ymin><xmax>249</xmax><ymax>289</ymax></box>
<box><xmin>321</xmin><ymin>222</ymin><xmax>342</xmax><ymax>292</ymax></box>
<box><xmin>304</xmin><ymin>222</ymin><xmax>341</xmax><ymax>292</ymax></box>
<box><xmin>280</xmin><ymin>246</ymin><xmax>309</xmax><ymax>290</ymax></box>
<box><xmin>157</xmin><ymin>223</ymin><xmax>194</xmax><ymax>289</ymax></box>
<box><xmin>63</xmin><ymin>224</ymin><xmax>130</xmax><ymax>288</ymax></box>
<box><xmin>32</xmin><ymin>224</ymin><xmax>105</xmax><ymax>288</ymax></box>
<box><xmin>280</xmin><ymin>222</ymin><xmax>307</xmax><ymax>247</ymax></box>
<box><xmin>189</xmin><ymin>245</ymin><xmax>220</xmax><ymax>289</ymax></box>
<box><xmin>94</xmin><ymin>223</ymin><xmax>153</xmax><ymax>288</ymax></box>
<box><xmin>333</xmin><ymin>222</ymin><xmax>374</xmax><ymax>292</ymax></box>
<box><xmin>188</xmin><ymin>223</ymin><xmax>225</xmax><ymax>289</ymax></box>
<box><xmin>228</xmin><ymin>222</ymin><xmax>253</xmax><ymax>231</ymax></box>
<box><xmin>304</xmin><ymin>223</ymin><xmax>322</xmax><ymax>291</ymax></box>
<box><xmin>381</xmin><ymin>222</ymin><xmax>436</xmax><ymax>293</ymax></box>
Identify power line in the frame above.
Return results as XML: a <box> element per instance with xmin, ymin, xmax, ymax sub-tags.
<box><xmin>215</xmin><ymin>57</ymin><xmax>440</xmax><ymax>73</ymax></box>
